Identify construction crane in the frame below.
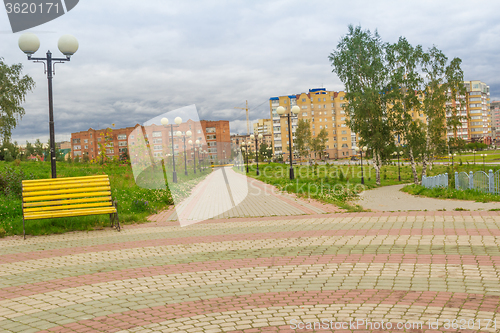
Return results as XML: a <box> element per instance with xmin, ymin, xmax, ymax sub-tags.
<box><xmin>234</xmin><ymin>100</ymin><xmax>250</xmax><ymax>135</ymax></box>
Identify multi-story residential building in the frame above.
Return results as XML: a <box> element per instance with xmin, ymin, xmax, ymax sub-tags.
<box><xmin>72</xmin><ymin>120</ymin><xmax>231</xmax><ymax>162</ymax></box>
<box><xmin>253</xmin><ymin>119</ymin><xmax>273</xmax><ymax>135</ymax></box>
<box><xmin>71</xmin><ymin>125</ymin><xmax>137</xmax><ymax>160</ymax></box>
<box><xmin>269</xmin><ymin>88</ymin><xmax>353</xmax><ymax>161</ymax></box>
<box><xmin>447</xmin><ymin>81</ymin><xmax>491</xmax><ymax>143</ymax></box>
<box><xmin>230</xmin><ymin>133</ymin><xmax>273</xmax><ymax>157</ymax></box>
<box><xmin>490</xmin><ymin>101</ymin><xmax>500</xmax><ymax>143</ymax></box>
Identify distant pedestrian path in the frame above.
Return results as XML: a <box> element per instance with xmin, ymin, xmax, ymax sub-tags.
<box><xmin>355</xmin><ymin>184</ymin><xmax>499</xmax><ymax>211</ymax></box>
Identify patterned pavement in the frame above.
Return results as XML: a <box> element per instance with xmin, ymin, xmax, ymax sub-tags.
<box><xmin>1</xmin><ymin>179</ymin><xmax>500</xmax><ymax>332</ymax></box>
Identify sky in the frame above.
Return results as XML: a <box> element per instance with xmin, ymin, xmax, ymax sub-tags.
<box><xmin>1</xmin><ymin>0</ymin><xmax>500</xmax><ymax>145</ymax></box>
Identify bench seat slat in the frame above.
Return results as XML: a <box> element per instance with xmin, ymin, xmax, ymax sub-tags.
<box><xmin>23</xmin><ymin>186</ymin><xmax>111</xmax><ymax>197</ymax></box>
<box><xmin>24</xmin><ymin>207</ymin><xmax>117</xmax><ymax>220</ymax></box>
<box><xmin>23</xmin><ymin>191</ymin><xmax>112</xmax><ymax>202</ymax></box>
<box><xmin>23</xmin><ymin>181</ymin><xmax>110</xmax><ymax>192</ymax></box>
<box><xmin>23</xmin><ymin>196</ymin><xmax>113</xmax><ymax>208</ymax></box>
<box><xmin>24</xmin><ymin>202</ymin><xmax>113</xmax><ymax>213</ymax></box>
<box><xmin>22</xmin><ymin>175</ymin><xmax>109</xmax><ymax>184</ymax></box>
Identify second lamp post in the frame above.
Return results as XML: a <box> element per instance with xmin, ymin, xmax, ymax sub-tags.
<box><xmin>276</xmin><ymin>105</ymin><xmax>300</xmax><ymax>180</ymax></box>
<box><xmin>250</xmin><ymin>133</ymin><xmax>263</xmax><ymax>175</ymax></box>
<box><xmin>355</xmin><ymin>146</ymin><xmax>368</xmax><ymax>184</ymax></box>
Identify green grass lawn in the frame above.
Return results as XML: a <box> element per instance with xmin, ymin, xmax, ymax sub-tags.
<box><xmin>0</xmin><ymin>160</ymin><xmax>211</xmax><ymax>237</ymax></box>
<box><xmin>402</xmin><ymin>184</ymin><xmax>500</xmax><ymax>203</ymax></box>
<box><xmin>236</xmin><ymin>162</ymin><xmax>500</xmax><ymax>211</ymax></box>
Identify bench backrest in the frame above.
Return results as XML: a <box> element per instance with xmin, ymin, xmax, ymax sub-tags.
<box><xmin>22</xmin><ymin>175</ymin><xmax>114</xmax><ymax>214</ymax></box>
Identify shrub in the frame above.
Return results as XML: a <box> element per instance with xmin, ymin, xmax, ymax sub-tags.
<box><xmin>0</xmin><ymin>227</ymin><xmax>5</xmax><ymax>238</ymax></box>
<box><xmin>0</xmin><ymin>167</ymin><xmax>35</xmax><ymax>198</ymax></box>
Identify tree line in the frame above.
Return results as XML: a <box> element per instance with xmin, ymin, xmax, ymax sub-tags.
<box><xmin>329</xmin><ymin>25</ymin><xmax>468</xmax><ymax>185</ymax></box>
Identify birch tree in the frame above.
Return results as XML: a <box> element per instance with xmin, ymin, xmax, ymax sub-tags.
<box><xmin>329</xmin><ymin>25</ymin><xmax>392</xmax><ymax>185</ymax></box>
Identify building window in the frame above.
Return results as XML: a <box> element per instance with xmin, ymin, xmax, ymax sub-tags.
<box><xmin>152</xmin><ymin>131</ymin><xmax>162</xmax><ymax>137</ymax></box>
<box><xmin>119</xmin><ymin>141</ymin><xmax>127</xmax><ymax>146</ymax></box>
<box><xmin>152</xmin><ymin>139</ymin><xmax>162</xmax><ymax>144</ymax></box>
<box><xmin>84</xmin><ymin>139</ymin><xmax>88</xmax><ymax>143</ymax></box>
<box><xmin>73</xmin><ymin>139</ymin><xmax>80</xmax><ymax>144</ymax></box>
<box><xmin>106</xmin><ymin>149</ymin><xmax>114</xmax><ymax>154</ymax></box>
<box><xmin>206</xmin><ymin>127</ymin><xmax>216</xmax><ymax>133</ymax></box>
<box><xmin>154</xmin><ymin>145</ymin><xmax>162</xmax><ymax>150</ymax></box>
<box><xmin>73</xmin><ymin>145</ymin><xmax>81</xmax><ymax>150</ymax></box>
<box><xmin>118</xmin><ymin>134</ymin><xmax>127</xmax><ymax>140</ymax></box>
<box><xmin>207</xmin><ymin>135</ymin><xmax>216</xmax><ymax>140</ymax></box>
<box><xmin>302</xmin><ymin>98</ymin><xmax>306</xmax><ymax>102</ymax></box>
<box><xmin>84</xmin><ymin>145</ymin><xmax>88</xmax><ymax>149</ymax></box>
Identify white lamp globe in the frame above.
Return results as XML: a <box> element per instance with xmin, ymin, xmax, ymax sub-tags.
<box><xmin>276</xmin><ymin>106</ymin><xmax>285</xmax><ymax>115</ymax></box>
<box><xmin>258</xmin><ymin>134</ymin><xmax>263</xmax><ymax>139</ymax></box>
<box><xmin>186</xmin><ymin>130</ymin><xmax>192</xmax><ymax>137</ymax></box>
<box><xmin>250</xmin><ymin>134</ymin><xmax>255</xmax><ymax>140</ymax></box>
<box><xmin>188</xmin><ymin>140</ymin><xmax>193</xmax><ymax>145</ymax></box>
<box><xmin>363</xmin><ymin>146</ymin><xmax>368</xmax><ymax>152</ymax></box>
<box><xmin>174</xmin><ymin>117</ymin><xmax>182</xmax><ymax>125</ymax></box>
<box><xmin>161</xmin><ymin>118</ymin><xmax>169</xmax><ymax>126</ymax></box>
<box><xmin>58</xmin><ymin>35</ymin><xmax>79</xmax><ymax>56</ymax></box>
<box><xmin>291</xmin><ymin>105</ymin><xmax>300</xmax><ymax>115</ymax></box>
<box><xmin>176</xmin><ymin>131</ymin><xmax>182</xmax><ymax>137</ymax></box>
<box><xmin>195</xmin><ymin>140</ymin><xmax>200</xmax><ymax>145</ymax></box>
<box><xmin>19</xmin><ymin>33</ymin><xmax>40</xmax><ymax>55</ymax></box>
<box><xmin>355</xmin><ymin>147</ymin><xmax>360</xmax><ymax>152</ymax></box>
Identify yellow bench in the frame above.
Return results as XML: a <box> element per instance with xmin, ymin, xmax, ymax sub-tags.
<box><xmin>22</xmin><ymin>175</ymin><xmax>120</xmax><ymax>239</ymax></box>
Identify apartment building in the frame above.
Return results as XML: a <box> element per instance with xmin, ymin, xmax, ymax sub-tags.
<box><xmin>71</xmin><ymin>125</ymin><xmax>137</xmax><ymax>160</ymax></box>
<box><xmin>230</xmin><ymin>133</ymin><xmax>273</xmax><ymax>156</ymax></box>
<box><xmin>71</xmin><ymin>120</ymin><xmax>230</xmax><ymax>162</ymax></box>
<box><xmin>447</xmin><ymin>80</ymin><xmax>491</xmax><ymax>143</ymax></box>
<box><xmin>269</xmin><ymin>88</ymin><xmax>354</xmax><ymax>161</ymax></box>
<box><xmin>253</xmin><ymin>119</ymin><xmax>273</xmax><ymax>135</ymax></box>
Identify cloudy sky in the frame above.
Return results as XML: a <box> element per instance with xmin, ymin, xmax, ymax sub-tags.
<box><xmin>1</xmin><ymin>0</ymin><xmax>500</xmax><ymax>144</ymax></box>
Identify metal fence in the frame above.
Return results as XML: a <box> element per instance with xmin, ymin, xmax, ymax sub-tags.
<box><xmin>422</xmin><ymin>173</ymin><xmax>448</xmax><ymax>189</ymax></box>
<box><xmin>454</xmin><ymin>170</ymin><xmax>500</xmax><ymax>194</ymax></box>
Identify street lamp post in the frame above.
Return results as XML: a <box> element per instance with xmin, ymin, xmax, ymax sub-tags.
<box><xmin>267</xmin><ymin>147</ymin><xmax>272</xmax><ymax>164</ymax></box>
<box><xmin>277</xmin><ymin>105</ymin><xmax>300</xmax><ymax>180</ymax></box>
<box><xmin>392</xmin><ymin>149</ymin><xmax>402</xmax><ymax>181</ymax></box>
<box><xmin>188</xmin><ymin>139</ymin><xmax>196</xmax><ymax>174</ymax></box>
<box><xmin>177</xmin><ymin>130</ymin><xmax>192</xmax><ymax>176</ymax></box>
<box><xmin>19</xmin><ymin>33</ymin><xmax>79</xmax><ymax>178</ymax></box>
<box><xmin>355</xmin><ymin>146</ymin><xmax>368</xmax><ymax>184</ymax></box>
<box><xmin>161</xmin><ymin>117</ymin><xmax>182</xmax><ymax>183</ymax></box>
<box><xmin>242</xmin><ymin>146</ymin><xmax>249</xmax><ymax>173</ymax></box>
<box><xmin>195</xmin><ymin>140</ymin><xmax>201</xmax><ymax>172</ymax></box>
<box><xmin>250</xmin><ymin>133</ymin><xmax>263</xmax><ymax>175</ymax></box>
<box><xmin>449</xmin><ymin>153</ymin><xmax>456</xmax><ymax>167</ymax></box>
<box><xmin>473</xmin><ymin>150</ymin><xmax>476</xmax><ymax>165</ymax></box>
<box><xmin>481</xmin><ymin>154</ymin><xmax>487</xmax><ymax>171</ymax></box>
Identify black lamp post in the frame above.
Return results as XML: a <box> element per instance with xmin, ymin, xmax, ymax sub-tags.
<box><xmin>267</xmin><ymin>147</ymin><xmax>272</xmax><ymax>164</ymax></box>
<box><xmin>473</xmin><ymin>150</ymin><xmax>476</xmax><ymax>165</ymax></box>
<box><xmin>481</xmin><ymin>154</ymin><xmax>487</xmax><ymax>171</ymax></box>
<box><xmin>449</xmin><ymin>153</ymin><xmax>456</xmax><ymax>167</ymax></box>
<box><xmin>242</xmin><ymin>143</ymin><xmax>249</xmax><ymax>173</ymax></box>
<box><xmin>392</xmin><ymin>149</ymin><xmax>403</xmax><ymax>182</ymax></box>
<box><xmin>188</xmin><ymin>139</ymin><xmax>196</xmax><ymax>174</ymax></box>
<box><xmin>355</xmin><ymin>146</ymin><xmax>368</xmax><ymax>184</ymax></box>
<box><xmin>176</xmin><ymin>130</ymin><xmax>192</xmax><ymax>176</ymax></box>
<box><xmin>161</xmin><ymin>117</ymin><xmax>183</xmax><ymax>183</ymax></box>
<box><xmin>277</xmin><ymin>105</ymin><xmax>300</xmax><ymax>180</ymax></box>
<box><xmin>251</xmin><ymin>133</ymin><xmax>263</xmax><ymax>176</ymax></box>
<box><xmin>19</xmin><ymin>33</ymin><xmax>79</xmax><ymax>178</ymax></box>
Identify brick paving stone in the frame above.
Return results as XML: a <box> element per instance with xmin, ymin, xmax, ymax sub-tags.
<box><xmin>1</xmin><ymin>176</ymin><xmax>500</xmax><ymax>332</ymax></box>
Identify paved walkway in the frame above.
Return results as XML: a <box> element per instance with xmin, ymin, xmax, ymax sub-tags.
<box><xmin>159</xmin><ymin>167</ymin><xmax>341</xmax><ymax>226</ymax></box>
<box><xmin>2</xmin><ymin>176</ymin><xmax>500</xmax><ymax>332</ymax></box>
<box><xmin>355</xmin><ymin>184</ymin><xmax>500</xmax><ymax>212</ymax></box>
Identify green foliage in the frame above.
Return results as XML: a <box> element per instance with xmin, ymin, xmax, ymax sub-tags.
<box><xmin>0</xmin><ymin>166</ymin><xmax>35</xmax><ymax>197</ymax></box>
<box><xmin>329</xmin><ymin>25</ymin><xmax>393</xmax><ymax>184</ymax></box>
<box><xmin>294</xmin><ymin>119</ymin><xmax>311</xmax><ymax>160</ymax></box>
<box><xmin>0</xmin><ymin>59</ymin><xmax>35</xmax><ymax>143</ymax></box>
<box><xmin>402</xmin><ymin>184</ymin><xmax>500</xmax><ymax>202</ymax></box>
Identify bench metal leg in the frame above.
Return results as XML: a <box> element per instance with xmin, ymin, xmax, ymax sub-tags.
<box><xmin>23</xmin><ymin>216</ymin><xmax>25</xmax><ymax>240</ymax></box>
<box><xmin>111</xmin><ymin>199</ymin><xmax>120</xmax><ymax>232</ymax></box>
